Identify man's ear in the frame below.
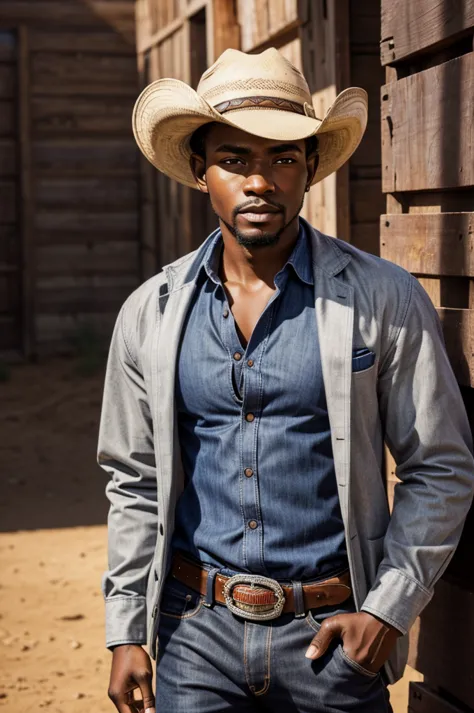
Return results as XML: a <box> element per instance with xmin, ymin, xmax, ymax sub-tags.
<box><xmin>305</xmin><ymin>153</ymin><xmax>319</xmax><ymax>192</ymax></box>
<box><xmin>190</xmin><ymin>154</ymin><xmax>209</xmax><ymax>193</ymax></box>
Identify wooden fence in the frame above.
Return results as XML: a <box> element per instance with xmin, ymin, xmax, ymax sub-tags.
<box><xmin>380</xmin><ymin>1</ymin><xmax>474</xmax><ymax>709</ymax></box>
<box><xmin>0</xmin><ymin>0</ymin><xmax>140</xmax><ymax>357</ymax></box>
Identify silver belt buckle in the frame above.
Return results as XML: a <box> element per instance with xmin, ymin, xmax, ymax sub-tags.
<box><xmin>223</xmin><ymin>574</ymin><xmax>285</xmax><ymax>621</ymax></box>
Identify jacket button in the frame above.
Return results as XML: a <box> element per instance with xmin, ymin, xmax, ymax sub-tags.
<box><xmin>244</xmin><ymin>468</ymin><xmax>254</xmax><ymax>477</ymax></box>
<box><xmin>248</xmin><ymin>520</ymin><xmax>258</xmax><ymax>530</ymax></box>
<box><xmin>233</xmin><ymin>352</ymin><xmax>242</xmax><ymax>361</ymax></box>
<box><xmin>223</xmin><ymin>309</ymin><xmax>229</xmax><ymax>318</ymax></box>
<box><xmin>245</xmin><ymin>413</ymin><xmax>255</xmax><ymax>422</ymax></box>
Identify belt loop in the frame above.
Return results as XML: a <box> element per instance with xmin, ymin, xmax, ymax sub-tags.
<box><xmin>292</xmin><ymin>580</ymin><xmax>305</xmax><ymax>618</ymax></box>
<box><xmin>204</xmin><ymin>567</ymin><xmax>220</xmax><ymax>608</ymax></box>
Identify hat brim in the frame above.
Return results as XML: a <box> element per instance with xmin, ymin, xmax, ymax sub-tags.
<box><xmin>132</xmin><ymin>79</ymin><xmax>368</xmax><ymax>189</ymax></box>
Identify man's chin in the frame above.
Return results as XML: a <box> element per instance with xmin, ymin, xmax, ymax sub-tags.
<box><xmin>235</xmin><ymin>231</ymin><xmax>282</xmax><ymax>248</ymax></box>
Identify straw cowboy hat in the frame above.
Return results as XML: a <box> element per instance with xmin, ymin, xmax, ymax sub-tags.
<box><xmin>133</xmin><ymin>47</ymin><xmax>368</xmax><ymax>189</ymax></box>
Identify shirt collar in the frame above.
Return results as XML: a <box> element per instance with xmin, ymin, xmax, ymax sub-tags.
<box><xmin>201</xmin><ymin>219</ymin><xmax>314</xmax><ymax>287</ymax></box>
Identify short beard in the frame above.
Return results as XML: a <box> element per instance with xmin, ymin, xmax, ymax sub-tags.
<box><xmin>211</xmin><ymin>193</ymin><xmax>305</xmax><ymax>249</ymax></box>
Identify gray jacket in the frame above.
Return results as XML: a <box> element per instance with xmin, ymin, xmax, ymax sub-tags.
<box><xmin>98</xmin><ymin>219</ymin><xmax>474</xmax><ymax>683</ymax></box>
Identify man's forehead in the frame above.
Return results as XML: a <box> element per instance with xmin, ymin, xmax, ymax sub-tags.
<box><xmin>206</xmin><ymin>123</ymin><xmax>305</xmax><ymax>151</ymax></box>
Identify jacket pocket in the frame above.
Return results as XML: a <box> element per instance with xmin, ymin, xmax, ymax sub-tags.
<box><xmin>352</xmin><ymin>350</ymin><xmax>376</xmax><ymax>373</ymax></box>
<box><xmin>159</xmin><ymin>577</ymin><xmax>203</xmax><ymax>620</ymax></box>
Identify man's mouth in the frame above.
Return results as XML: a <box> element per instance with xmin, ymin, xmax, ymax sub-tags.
<box><xmin>237</xmin><ymin>205</ymin><xmax>282</xmax><ymax>223</ymax></box>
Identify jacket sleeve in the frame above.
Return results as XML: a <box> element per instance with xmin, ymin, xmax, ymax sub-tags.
<box><xmin>98</xmin><ymin>303</ymin><xmax>157</xmax><ymax>648</ymax></box>
<box><xmin>361</xmin><ymin>278</ymin><xmax>474</xmax><ymax>634</ymax></box>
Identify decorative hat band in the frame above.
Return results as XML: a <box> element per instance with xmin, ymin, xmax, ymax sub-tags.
<box><xmin>213</xmin><ymin>95</ymin><xmax>318</xmax><ymax>119</ymax></box>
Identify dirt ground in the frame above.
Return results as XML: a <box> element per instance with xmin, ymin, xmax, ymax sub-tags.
<box><xmin>0</xmin><ymin>359</ymin><xmax>422</xmax><ymax>712</ymax></box>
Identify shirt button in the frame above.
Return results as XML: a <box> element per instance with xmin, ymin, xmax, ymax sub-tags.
<box><xmin>244</xmin><ymin>468</ymin><xmax>254</xmax><ymax>478</ymax></box>
<box><xmin>245</xmin><ymin>413</ymin><xmax>255</xmax><ymax>423</ymax></box>
<box><xmin>233</xmin><ymin>352</ymin><xmax>242</xmax><ymax>361</ymax></box>
<box><xmin>223</xmin><ymin>309</ymin><xmax>229</xmax><ymax>318</ymax></box>
<box><xmin>248</xmin><ymin>520</ymin><xmax>258</xmax><ymax>530</ymax></box>
<box><xmin>247</xmin><ymin>359</ymin><xmax>254</xmax><ymax>367</ymax></box>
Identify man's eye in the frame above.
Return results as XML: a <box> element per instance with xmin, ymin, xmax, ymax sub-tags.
<box><xmin>221</xmin><ymin>158</ymin><xmax>244</xmax><ymax>165</ymax></box>
<box><xmin>275</xmin><ymin>157</ymin><xmax>296</xmax><ymax>164</ymax></box>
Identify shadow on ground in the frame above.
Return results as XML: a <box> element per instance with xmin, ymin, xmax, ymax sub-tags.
<box><xmin>0</xmin><ymin>358</ymin><xmax>109</xmax><ymax>531</ymax></box>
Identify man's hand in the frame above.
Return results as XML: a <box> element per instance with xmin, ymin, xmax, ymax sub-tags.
<box><xmin>108</xmin><ymin>644</ymin><xmax>156</xmax><ymax>713</ymax></box>
<box><xmin>305</xmin><ymin>612</ymin><xmax>400</xmax><ymax>673</ymax></box>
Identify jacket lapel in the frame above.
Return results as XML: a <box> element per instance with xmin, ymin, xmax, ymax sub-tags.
<box><xmin>307</xmin><ymin>223</ymin><xmax>354</xmax><ymax>526</ymax></box>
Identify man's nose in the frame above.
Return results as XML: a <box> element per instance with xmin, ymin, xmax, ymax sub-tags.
<box><xmin>242</xmin><ymin>171</ymin><xmax>275</xmax><ymax>195</ymax></box>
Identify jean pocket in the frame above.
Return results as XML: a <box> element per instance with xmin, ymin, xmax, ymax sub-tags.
<box><xmin>159</xmin><ymin>577</ymin><xmax>203</xmax><ymax>620</ymax></box>
<box><xmin>337</xmin><ymin>645</ymin><xmax>379</xmax><ymax>679</ymax></box>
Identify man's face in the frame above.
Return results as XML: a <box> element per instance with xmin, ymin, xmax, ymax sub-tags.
<box><xmin>191</xmin><ymin>123</ymin><xmax>316</xmax><ymax>248</ymax></box>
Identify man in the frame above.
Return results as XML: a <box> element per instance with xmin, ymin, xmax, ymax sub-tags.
<box><xmin>99</xmin><ymin>48</ymin><xmax>474</xmax><ymax>713</ymax></box>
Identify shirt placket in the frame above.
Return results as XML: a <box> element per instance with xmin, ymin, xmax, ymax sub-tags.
<box><xmin>220</xmin><ymin>275</ymin><xmax>287</xmax><ymax>574</ymax></box>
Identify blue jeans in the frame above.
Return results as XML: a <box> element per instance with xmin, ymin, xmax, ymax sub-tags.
<box><xmin>155</xmin><ymin>577</ymin><xmax>392</xmax><ymax>712</ymax></box>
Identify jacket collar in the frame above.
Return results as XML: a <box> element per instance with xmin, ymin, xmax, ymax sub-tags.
<box><xmin>162</xmin><ymin>217</ymin><xmax>352</xmax><ymax>292</ymax></box>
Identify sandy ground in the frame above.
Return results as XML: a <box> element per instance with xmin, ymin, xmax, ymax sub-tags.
<box><xmin>0</xmin><ymin>359</ymin><xmax>422</xmax><ymax>712</ymax></box>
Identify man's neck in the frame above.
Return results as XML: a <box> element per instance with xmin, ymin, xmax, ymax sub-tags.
<box><xmin>218</xmin><ymin>216</ymin><xmax>301</xmax><ymax>289</ymax></box>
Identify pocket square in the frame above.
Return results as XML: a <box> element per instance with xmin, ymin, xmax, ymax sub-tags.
<box><xmin>352</xmin><ymin>348</ymin><xmax>376</xmax><ymax>373</ymax></box>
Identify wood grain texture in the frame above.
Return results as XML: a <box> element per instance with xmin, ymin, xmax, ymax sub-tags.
<box><xmin>0</xmin><ymin>139</ymin><xmax>16</xmax><ymax>176</ymax></box>
<box><xmin>381</xmin><ymin>0</ymin><xmax>474</xmax><ymax>65</ymax></box>
<box><xmin>28</xmin><ymin>28</ymin><xmax>135</xmax><ymax>54</ymax></box>
<box><xmin>33</xmin><ymin>139</ymin><xmax>138</xmax><ymax>176</ymax></box>
<box><xmin>437</xmin><ymin>307</ymin><xmax>474</xmax><ymax>386</ymax></box>
<box><xmin>31</xmin><ymin>95</ymin><xmax>135</xmax><ymax>135</ymax></box>
<box><xmin>31</xmin><ymin>52</ymin><xmax>138</xmax><ymax>96</ymax></box>
<box><xmin>380</xmin><ymin>213</ymin><xmax>474</xmax><ymax>275</ymax></box>
<box><xmin>382</xmin><ymin>53</ymin><xmax>474</xmax><ymax>192</ymax></box>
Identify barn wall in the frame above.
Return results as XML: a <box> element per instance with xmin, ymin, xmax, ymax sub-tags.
<box><xmin>380</xmin><ymin>0</ymin><xmax>474</xmax><ymax>709</ymax></box>
<box><xmin>0</xmin><ymin>0</ymin><xmax>140</xmax><ymax>356</ymax></box>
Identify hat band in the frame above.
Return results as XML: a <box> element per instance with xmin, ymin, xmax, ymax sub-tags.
<box><xmin>213</xmin><ymin>95</ymin><xmax>314</xmax><ymax>118</ymax></box>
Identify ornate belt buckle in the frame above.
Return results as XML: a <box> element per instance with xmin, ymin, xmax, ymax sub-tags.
<box><xmin>223</xmin><ymin>574</ymin><xmax>285</xmax><ymax>621</ymax></box>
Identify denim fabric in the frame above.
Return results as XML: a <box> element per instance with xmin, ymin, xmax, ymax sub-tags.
<box><xmin>155</xmin><ymin>576</ymin><xmax>393</xmax><ymax>713</ymax></box>
<box><xmin>172</xmin><ymin>224</ymin><xmax>347</xmax><ymax>580</ymax></box>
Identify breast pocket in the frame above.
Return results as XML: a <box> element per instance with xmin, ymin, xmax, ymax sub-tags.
<box><xmin>352</xmin><ymin>348</ymin><xmax>376</xmax><ymax>374</ymax></box>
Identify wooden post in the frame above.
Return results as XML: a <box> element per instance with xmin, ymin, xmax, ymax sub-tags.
<box><xmin>18</xmin><ymin>24</ymin><xmax>35</xmax><ymax>357</ymax></box>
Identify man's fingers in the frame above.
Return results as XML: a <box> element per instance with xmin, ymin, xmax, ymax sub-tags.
<box><xmin>108</xmin><ymin>688</ymin><xmax>135</xmax><ymax>713</ymax></box>
<box><xmin>137</xmin><ymin>672</ymin><xmax>155</xmax><ymax>713</ymax></box>
<box><xmin>305</xmin><ymin>616</ymin><xmax>343</xmax><ymax>660</ymax></box>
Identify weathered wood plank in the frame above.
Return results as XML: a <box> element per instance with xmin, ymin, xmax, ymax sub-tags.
<box><xmin>35</xmin><ymin>210</ymin><xmax>138</xmax><ymax>234</ymax></box>
<box><xmin>381</xmin><ymin>0</ymin><xmax>474</xmax><ymax>66</ymax></box>
<box><xmin>34</xmin><ymin>312</ymin><xmax>117</xmax><ymax>348</ymax></box>
<box><xmin>31</xmin><ymin>53</ymin><xmax>138</xmax><ymax>97</ymax></box>
<box><xmin>409</xmin><ymin>579</ymin><xmax>474</xmax><ymax>709</ymax></box>
<box><xmin>213</xmin><ymin>0</ymin><xmax>240</xmax><ymax>58</ymax></box>
<box><xmin>36</xmin><ymin>177</ymin><xmax>138</xmax><ymax>208</ymax></box>
<box><xmin>36</xmin><ymin>284</ymin><xmax>135</xmax><ymax>313</ymax></box>
<box><xmin>36</xmin><ymin>242</ymin><xmax>139</xmax><ymax>276</ymax></box>
<box><xmin>31</xmin><ymin>95</ymin><xmax>135</xmax><ymax>135</ymax></box>
<box><xmin>28</xmin><ymin>29</ymin><xmax>135</xmax><ymax>54</ymax></box>
<box><xmin>382</xmin><ymin>53</ymin><xmax>474</xmax><ymax>192</ymax></box>
<box><xmin>0</xmin><ymin>2</ymin><xmax>135</xmax><ymax>35</ymax></box>
<box><xmin>33</xmin><ymin>139</ymin><xmax>138</xmax><ymax>176</ymax></box>
<box><xmin>380</xmin><ymin>213</ymin><xmax>474</xmax><ymax>275</ymax></box>
<box><xmin>18</xmin><ymin>24</ymin><xmax>35</xmax><ymax>356</ymax></box>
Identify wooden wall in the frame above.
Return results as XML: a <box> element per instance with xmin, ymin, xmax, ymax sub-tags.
<box><xmin>0</xmin><ymin>0</ymin><xmax>140</xmax><ymax>357</ymax></box>
<box><xmin>379</xmin><ymin>1</ymin><xmax>474</xmax><ymax>709</ymax></box>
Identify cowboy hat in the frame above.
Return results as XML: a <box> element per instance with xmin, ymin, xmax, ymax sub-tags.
<box><xmin>132</xmin><ymin>47</ymin><xmax>368</xmax><ymax>189</ymax></box>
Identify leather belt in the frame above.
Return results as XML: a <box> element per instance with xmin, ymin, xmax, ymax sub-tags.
<box><xmin>170</xmin><ymin>553</ymin><xmax>352</xmax><ymax>620</ymax></box>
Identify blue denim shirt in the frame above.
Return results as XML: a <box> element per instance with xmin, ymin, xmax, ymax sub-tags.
<box><xmin>172</xmin><ymin>222</ymin><xmax>348</xmax><ymax>581</ymax></box>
